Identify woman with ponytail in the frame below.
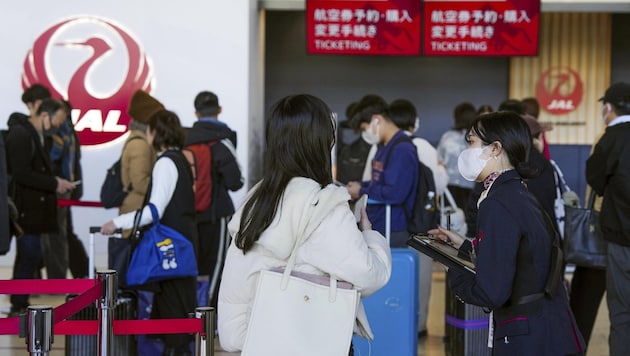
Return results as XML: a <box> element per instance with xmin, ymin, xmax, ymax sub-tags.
<box><xmin>429</xmin><ymin>111</ymin><xmax>585</xmax><ymax>355</ymax></box>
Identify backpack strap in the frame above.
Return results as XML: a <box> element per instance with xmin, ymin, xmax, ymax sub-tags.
<box><xmin>384</xmin><ymin>135</ymin><xmax>415</xmax><ymax>167</ymax></box>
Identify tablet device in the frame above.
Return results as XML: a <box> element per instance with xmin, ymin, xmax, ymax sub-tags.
<box><xmin>407</xmin><ymin>234</ymin><xmax>476</xmax><ymax>275</ymax></box>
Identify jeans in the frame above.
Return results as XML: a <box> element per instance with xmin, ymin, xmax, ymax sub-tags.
<box><xmin>11</xmin><ymin>233</ymin><xmax>43</xmax><ymax>309</ymax></box>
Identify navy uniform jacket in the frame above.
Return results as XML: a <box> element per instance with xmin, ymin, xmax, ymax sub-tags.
<box><xmin>448</xmin><ymin>170</ymin><xmax>584</xmax><ymax>355</ymax></box>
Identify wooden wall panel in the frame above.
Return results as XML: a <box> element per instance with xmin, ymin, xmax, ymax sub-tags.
<box><xmin>510</xmin><ymin>13</ymin><xmax>611</xmax><ymax>145</ymax></box>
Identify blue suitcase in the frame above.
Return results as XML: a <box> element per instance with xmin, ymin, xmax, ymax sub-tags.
<box><xmin>353</xmin><ymin>247</ymin><xmax>419</xmax><ymax>356</ymax></box>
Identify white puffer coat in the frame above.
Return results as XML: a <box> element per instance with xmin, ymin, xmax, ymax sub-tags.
<box><xmin>218</xmin><ymin>177</ymin><xmax>392</xmax><ymax>352</ymax></box>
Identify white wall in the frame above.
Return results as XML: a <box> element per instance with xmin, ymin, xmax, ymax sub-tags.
<box><xmin>0</xmin><ymin>1</ymin><xmax>260</xmax><ymax>269</ymax></box>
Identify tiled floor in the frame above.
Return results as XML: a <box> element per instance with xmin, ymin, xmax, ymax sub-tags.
<box><xmin>0</xmin><ymin>266</ymin><xmax>610</xmax><ymax>355</ymax></box>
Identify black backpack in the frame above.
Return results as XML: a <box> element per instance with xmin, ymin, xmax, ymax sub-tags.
<box><xmin>386</xmin><ymin>135</ymin><xmax>440</xmax><ymax>234</ymax></box>
<box><xmin>336</xmin><ymin>136</ymin><xmax>373</xmax><ymax>184</ymax></box>
<box><xmin>100</xmin><ymin>136</ymin><xmax>143</xmax><ymax>209</ymax></box>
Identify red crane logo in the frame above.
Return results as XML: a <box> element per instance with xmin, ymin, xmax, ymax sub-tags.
<box><xmin>22</xmin><ymin>16</ymin><xmax>154</xmax><ymax>146</ymax></box>
<box><xmin>536</xmin><ymin>67</ymin><xmax>584</xmax><ymax>115</ymax></box>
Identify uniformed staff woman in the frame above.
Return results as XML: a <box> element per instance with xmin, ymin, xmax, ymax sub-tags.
<box><xmin>429</xmin><ymin>111</ymin><xmax>585</xmax><ymax>355</ymax></box>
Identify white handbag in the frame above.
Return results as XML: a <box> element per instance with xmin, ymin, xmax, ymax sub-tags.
<box><xmin>241</xmin><ymin>233</ymin><xmax>360</xmax><ymax>356</ymax></box>
<box><xmin>549</xmin><ymin>159</ymin><xmax>580</xmax><ymax>240</ymax></box>
<box><xmin>440</xmin><ymin>187</ymin><xmax>468</xmax><ymax>236</ymax></box>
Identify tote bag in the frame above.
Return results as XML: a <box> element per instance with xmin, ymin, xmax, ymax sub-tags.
<box><xmin>242</xmin><ymin>230</ymin><xmax>359</xmax><ymax>356</ymax></box>
<box><xmin>563</xmin><ymin>191</ymin><xmax>607</xmax><ymax>269</ymax></box>
<box><xmin>126</xmin><ymin>203</ymin><xmax>198</xmax><ymax>286</ymax></box>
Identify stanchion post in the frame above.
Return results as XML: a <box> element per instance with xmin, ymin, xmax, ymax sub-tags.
<box><xmin>97</xmin><ymin>270</ymin><xmax>117</xmax><ymax>356</ymax></box>
<box><xmin>26</xmin><ymin>305</ymin><xmax>53</xmax><ymax>356</ymax></box>
<box><xmin>195</xmin><ymin>307</ymin><xmax>215</xmax><ymax>356</ymax></box>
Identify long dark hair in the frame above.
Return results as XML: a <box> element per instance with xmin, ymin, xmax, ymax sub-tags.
<box><xmin>468</xmin><ymin>111</ymin><xmax>538</xmax><ymax>178</ymax></box>
<box><xmin>235</xmin><ymin>94</ymin><xmax>336</xmax><ymax>252</ymax></box>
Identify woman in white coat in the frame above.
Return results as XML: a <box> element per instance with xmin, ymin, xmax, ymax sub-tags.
<box><xmin>218</xmin><ymin>94</ymin><xmax>392</xmax><ymax>354</ymax></box>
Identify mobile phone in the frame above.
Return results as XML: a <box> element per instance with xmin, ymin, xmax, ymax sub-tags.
<box><xmin>72</xmin><ymin>180</ymin><xmax>82</xmax><ymax>185</ymax></box>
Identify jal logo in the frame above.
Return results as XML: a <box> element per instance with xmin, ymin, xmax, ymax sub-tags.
<box><xmin>535</xmin><ymin>67</ymin><xmax>583</xmax><ymax>115</ymax></box>
<box><xmin>22</xmin><ymin>16</ymin><xmax>154</xmax><ymax>146</ymax></box>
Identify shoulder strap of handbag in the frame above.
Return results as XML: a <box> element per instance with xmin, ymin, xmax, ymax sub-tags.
<box><xmin>549</xmin><ymin>159</ymin><xmax>571</xmax><ymax>193</ymax></box>
<box><xmin>280</xmin><ymin>197</ymin><xmax>342</xmax><ymax>302</ymax></box>
<box><xmin>527</xmin><ymin>193</ymin><xmax>563</xmax><ymax>299</ymax></box>
<box><xmin>130</xmin><ymin>165</ymin><xmax>153</xmax><ymax>243</ymax></box>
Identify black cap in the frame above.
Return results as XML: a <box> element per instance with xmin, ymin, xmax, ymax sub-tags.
<box><xmin>599</xmin><ymin>82</ymin><xmax>630</xmax><ymax>105</ymax></box>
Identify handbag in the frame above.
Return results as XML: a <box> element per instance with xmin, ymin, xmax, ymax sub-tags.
<box><xmin>563</xmin><ymin>190</ymin><xmax>607</xmax><ymax>269</ymax></box>
<box><xmin>549</xmin><ymin>160</ymin><xmax>580</xmax><ymax>239</ymax></box>
<box><xmin>440</xmin><ymin>187</ymin><xmax>467</xmax><ymax>236</ymax></box>
<box><xmin>126</xmin><ymin>203</ymin><xmax>198</xmax><ymax>286</ymax></box>
<box><xmin>241</xmin><ymin>228</ymin><xmax>360</xmax><ymax>356</ymax></box>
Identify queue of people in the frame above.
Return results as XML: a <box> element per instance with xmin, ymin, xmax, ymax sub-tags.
<box><xmin>2</xmin><ymin>82</ymin><xmax>628</xmax><ymax>356</ymax></box>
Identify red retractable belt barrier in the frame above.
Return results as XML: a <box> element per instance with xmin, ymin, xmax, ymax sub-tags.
<box><xmin>57</xmin><ymin>199</ymin><xmax>103</xmax><ymax>208</ymax></box>
<box><xmin>0</xmin><ymin>279</ymin><xmax>203</xmax><ymax>336</ymax></box>
<box><xmin>1</xmin><ymin>200</ymin><xmax>206</xmax><ymax>337</ymax></box>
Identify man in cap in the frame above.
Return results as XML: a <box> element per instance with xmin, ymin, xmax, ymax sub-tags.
<box><xmin>118</xmin><ymin>90</ymin><xmax>161</xmax><ymax>236</ymax></box>
<box><xmin>586</xmin><ymin>82</ymin><xmax>630</xmax><ymax>355</ymax></box>
<box><xmin>183</xmin><ymin>90</ymin><xmax>244</xmax><ymax>308</ymax></box>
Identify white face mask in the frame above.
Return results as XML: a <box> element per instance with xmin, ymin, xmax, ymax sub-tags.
<box><xmin>361</xmin><ymin>118</ymin><xmax>380</xmax><ymax>145</ymax></box>
<box><xmin>413</xmin><ymin>117</ymin><xmax>420</xmax><ymax>133</ymax></box>
<box><xmin>601</xmin><ymin>104</ymin><xmax>610</xmax><ymax>124</ymax></box>
<box><xmin>457</xmin><ymin>146</ymin><xmax>491</xmax><ymax>181</ymax></box>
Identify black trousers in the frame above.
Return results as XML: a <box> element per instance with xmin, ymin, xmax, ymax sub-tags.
<box><xmin>569</xmin><ymin>265</ymin><xmax>606</xmax><ymax>346</ymax></box>
<box><xmin>151</xmin><ymin>276</ymin><xmax>197</xmax><ymax>351</ymax></box>
<box><xmin>67</xmin><ymin>213</ymin><xmax>89</xmax><ymax>278</ymax></box>
<box><xmin>195</xmin><ymin>218</ymin><xmax>229</xmax><ymax>308</ymax></box>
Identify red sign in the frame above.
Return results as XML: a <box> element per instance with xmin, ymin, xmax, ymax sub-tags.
<box><xmin>22</xmin><ymin>16</ymin><xmax>154</xmax><ymax>146</ymax></box>
<box><xmin>306</xmin><ymin>0</ymin><xmax>421</xmax><ymax>56</ymax></box>
<box><xmin>423</xmin><ymin>0</ymin><xmax>540</xmax><ymax>56</ymax></box>
<box><xmin>536</xmin><ymin>67</ymin><xmax>584</xmax><ymax>115</ymax></box>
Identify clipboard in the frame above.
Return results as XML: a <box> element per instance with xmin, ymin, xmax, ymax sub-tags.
<box><xmin>407</xmin><ymin>234</ymin><xmax>476</xmax><ymax>275</ymax></box>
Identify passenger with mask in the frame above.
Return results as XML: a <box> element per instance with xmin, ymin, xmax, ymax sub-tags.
<box><xmin>429</xmin><ymin>112</ymin><xmax>585</xmax><ymax>355</ymax></box>
<box><xmin>347</xmin><ymin>98</ymin><xmax>418</xmax><ymax>247</ymax></box>
<box><xmin>6</xmin><ymin>97</ymin><xmax>76</xmax><ymax>316</ymax></box>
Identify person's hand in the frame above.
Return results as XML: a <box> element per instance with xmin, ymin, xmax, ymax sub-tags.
<box><xmin>427</xmin><ymin>225</ymin><xmax>466</xmax><ymax>249</ymax></box>
<box><xmin>346</xmin><ymin>181</ymin><xmax>361</xmax><ymax>200</ymax></box>
<box><xmin>358</xmin><ymin>205</ymin><xmax>372</xmax><ymax>232</ymax></box>
<box><xmin>562</xmin><ymin>191</ymin><xmax>580</xmax><ymax>208</ymax></box>
<box><xmin>101</xmin><ymin>221</ymin><xmax>118</xmax><ymax>235</ymax></box>
<box><xmin>55</xmin><ymin>177</ymin><xmax>76</xmax><ymax>194</ymax></box>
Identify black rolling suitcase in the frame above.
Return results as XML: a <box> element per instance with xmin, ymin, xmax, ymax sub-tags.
<box><xmin>444</xmin><ymin>286</ymin><xmax>491</xmax><ymax>356</ymax></box>
<box><xmin>65</xmin><ymin>290</ymin><xmax>138</xmax><ymax>356</ymax></box>
<box><xmin>64</xmin><ymin>227</ymin><xmax>138</xmax><ymax>355</ymax></box>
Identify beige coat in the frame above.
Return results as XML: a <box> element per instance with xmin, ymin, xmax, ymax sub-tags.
<box><xmin>119</xmin><ymin>130</ymin><xmax>156</xmax><ymax>236</ymax></box>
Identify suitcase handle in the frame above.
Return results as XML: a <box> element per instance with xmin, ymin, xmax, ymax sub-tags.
<box><xmin>89</xmin><ymin>226</ymin><xmax>122</xmax><ymax>234</ymax></box>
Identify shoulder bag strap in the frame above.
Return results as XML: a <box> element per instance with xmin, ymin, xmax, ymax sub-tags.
<box><xmin>279</xmin><ymin>192</ymin><xmax>341</xmax><ymax>301</ymax></box>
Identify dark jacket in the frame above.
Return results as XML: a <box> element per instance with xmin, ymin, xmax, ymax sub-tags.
<box><xmin>360</xmin><ymin>130</ymin><xmax>419</xmax><ymax>235</ymax></box>
<box><xmin>586</xmin><ymin>121</ymin><xmax>630</xmax><ymax>246</ymax></box>
<box><xmin>524</xmin><ymin>148</ymin><xmax>558</xmax><ymax>232</ymax></box>
<box><xmin>0</xmin><ymin>133</ymin><xmax>9</xmax><ymax>253</ymax></box>
<box><xmin>159</xmin><ymin>150</ymin><xmax>198</xmax><ymax>245</ymax></box>
<box><xmin>448</xmin><ymin>170</ymin><xmax>585</xmax><ymax>355</ymax></box>
<box><xmin>6</xmin><ymin>114</ymin><xmax>58</xmax><ymax>234</ymax></box>
<box><xmin>184</xmin><ymin>119</ymin><xmax>244</xmax><ymax>223</ymax></box>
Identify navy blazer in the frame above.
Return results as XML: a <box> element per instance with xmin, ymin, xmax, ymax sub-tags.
<box><xmin>448</xmin><ymin>170</ymin><xmax>584</xmax><ymax>355</ymax></box>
